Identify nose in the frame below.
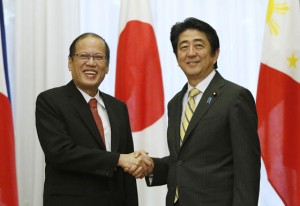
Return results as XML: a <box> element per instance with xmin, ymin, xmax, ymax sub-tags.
<box><xmin>187</xmin><ymin>46</ymin><xmax>196</xmax><ymax>57</ymax></box>
<box><xmin>86</xmin><ymin>56</ymin><xmax>97</xmax><ymax>65</ymax></box>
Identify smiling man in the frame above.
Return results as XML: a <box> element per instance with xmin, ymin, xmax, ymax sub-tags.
<box><xmin>144</xmin><ymin>17</ymin><xmax>261</xmax><ymax>206</ymax></box>
<box><xmin>35</xmin><ymin>33</ymin><xmax>153</xmax><ymax>206</ymax></box>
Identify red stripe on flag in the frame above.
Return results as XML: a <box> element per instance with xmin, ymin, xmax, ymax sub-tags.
<box><xmin>256</xmin><ymin>63</ymin><xmax>300</xmax><ymax>206</ymax></box>
<box><xmin>0</xmin><ymin>93</ymin><xmax>18</xmax><ymax>206</ymax></box>
<box><xmin>115</xmin><ymin>20</ymin><xmax>164</xmax><ymax>132</ymax></box>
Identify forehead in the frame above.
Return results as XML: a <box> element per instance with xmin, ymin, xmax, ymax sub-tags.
<box><xmin>178</xmin><ymin>29</ymin><xmax>209</xmax><ymax>44</ymax></box>
<box><xmin>76</xmin><ymin>36</ymin><xmax>105</xmax><ymax>52</ymax></box>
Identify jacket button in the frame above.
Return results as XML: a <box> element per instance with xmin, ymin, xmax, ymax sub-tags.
<box><xmin>177</xmin><ymin>160</ymin><xmax>182</xmax><ymax>166</ymax></box>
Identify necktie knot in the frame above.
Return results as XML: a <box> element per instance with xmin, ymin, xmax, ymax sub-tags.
<box><xmin>89</xmin><ymin>98</ymin><xmax>97</xmax><ymax>109</ymax></box>
<box><xmin>189</xmin><ymin>88</ymin><xmax>200</xmax><ymax>98</ymax></box>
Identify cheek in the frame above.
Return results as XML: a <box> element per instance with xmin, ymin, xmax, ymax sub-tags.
<box><xmin>177</xmin><ymin>52</ymin><xmax>186</xmax><ymax>59</ymax></box>
<box><xmin>101</xmin><ymin>66</ymin><xmax>109</xmax><ymax>73</ymax></box>
<box><xmin>72</xmin><ymin>66</ymin><xmax>84</xmax><ymax>77</ymax></box>
<box><xmin>177</xmin><ymin>55</ymin><xmax>186</xmax><ymax>65</ymax></box>
<box><xmin>177</xmin><ymin>61</ymin><xmax>186</xmax><ymax>69</ymax></box>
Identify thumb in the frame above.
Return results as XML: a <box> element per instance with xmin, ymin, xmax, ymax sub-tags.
<box><xmin>134</xmin><ymin>151</ymin><xmax>141</xmax><ymax>158</ymax></box>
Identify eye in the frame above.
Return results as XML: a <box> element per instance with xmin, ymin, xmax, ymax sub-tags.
<box><xmin>94</xmin><ymin>55</ymin><xmax>105</xmax><ymax>61</ymax></box>
<box><xmin>195</xmin><ymin>44</ymin><xmax>203</xmax><ymax>49</ymax></box>
<box><xmin>180</xmin><ymin>45</ymin><xmax>188</xmax><ymax>51</ymax></box>
<box><xmin>79</xmin><ymin>53</ymin><xmax>90</xmax><ymax>59</ymax></box>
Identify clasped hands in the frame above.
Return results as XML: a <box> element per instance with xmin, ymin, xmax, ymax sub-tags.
<box><xmin>118</xmin><ymin>150</ymin><xmax>153</xmax><ymax>179</ymax></box>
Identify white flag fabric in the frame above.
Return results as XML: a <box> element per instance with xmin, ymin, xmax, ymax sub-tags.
<box><xmin>115</xmin><ymin>0</ymin><xmax>168</xmax><ymax>205</ymax></box>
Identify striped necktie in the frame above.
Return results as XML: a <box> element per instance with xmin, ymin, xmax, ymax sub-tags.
<box><xmin>175</xmin><ymin>88</ymin><xmax>200</xmax><ymax>203</ymax></box>
<box><xmin>180</xmin><ymin>88</ymin><xmax>201</xmax><ymax>145</ymax></box>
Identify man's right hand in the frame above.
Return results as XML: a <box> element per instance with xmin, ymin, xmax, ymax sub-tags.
<box><xmin>120</xmin><ymin>150</ymin><xmax>154</xmax><ymax>179</ymax></box>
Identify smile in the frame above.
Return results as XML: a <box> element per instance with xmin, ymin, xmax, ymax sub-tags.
<box><xmin>84</xmin><ymin>70</ymin><xmax>97</xmax><ymax>75</ymax></box>
<box><xmin>187</xmin><ymin>61</ymin><xmax>199</xmax><ymax>65</ymax></box>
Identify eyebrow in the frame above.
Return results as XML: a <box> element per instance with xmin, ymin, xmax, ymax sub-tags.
<box><xmin>77</xmin><ymin>52</ymin><xmax>104</xmax><ymax>55</ymax></box>
<box><xmin>179</xmin><ymin>38</ymin><xmax>205</xmax><ymax>45</ymax></box>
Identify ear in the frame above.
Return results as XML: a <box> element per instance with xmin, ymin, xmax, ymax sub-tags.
<box><xmin>105</xmin><ymin>65</ymin><xmax>109</xmax><ymax>74</ymax></box>
<box><xmin>213</xmin><ymin>48</ymin><xmax>220</xmax><ymax>64</ymax></box>
<box><xmin>68</xmin><ymin>56</ymin><xmax>72</xmax><ymax>71</ymax></box>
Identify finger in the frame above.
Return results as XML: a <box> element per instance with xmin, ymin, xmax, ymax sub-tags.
<box><xmin>139</xmin><ymin>150</ymin><xmax>149</xmax><ymax>155</ymax></box>
<box><xmin>135</xmin><ymin>173</ymin><xmax>146</xmax><ymax>179</ymax></box>
<box><xmin>132</xmin><ymin>166</ymin><xmax>144</xmax><ymax>177</ymax></box>
<box><xmin>141</xmin><ymin>155</ymin><xmax>152</xmax><ymax>166</ymax></box>
<box><xmin>143</xmin><ymin>158</ymin><xmax>154</xmax><ymax>174</ymax></box>
<box><xmin>134</xmin><ymin>169</ymin><xmax>149</xmax><ymax>179</ymax></box>
<box><xmin>137</xmin><ymin>158</ymin><xmax>148</xmax><ymax>171</ymax></box>
<box><xmin>128</xmin><ymin>165</ymin><xmax>138</xmax><ymax>174</ymax></box>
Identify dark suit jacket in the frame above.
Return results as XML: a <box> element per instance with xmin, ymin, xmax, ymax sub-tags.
<box><xmin>148</xmin><ymin>71</ymin><xmax>261</xmax><ymax>206</ymax></box>
<box><xmin>36</xmin><ymin>80</ymin><xmax>138</xmax><ymax>206</ymax></box>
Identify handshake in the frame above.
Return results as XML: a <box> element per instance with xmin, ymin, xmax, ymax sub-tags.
<box><xmin>118</xmin><ymin>150</ymin><xmax>154</xmax><ymax>179</ymax></box>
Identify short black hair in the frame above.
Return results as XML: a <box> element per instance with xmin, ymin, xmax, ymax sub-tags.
<box><xmin>170</xmin><ymin>17</ymin><xmax>220</xmax><ymax>69</ymax></box>
<box><xmin>68</xmin><ymin>32</ymin><xmax>110</xmax><ymax>65</ymax></box>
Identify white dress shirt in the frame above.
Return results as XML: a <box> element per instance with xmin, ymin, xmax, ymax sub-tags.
<box><xmin>77</xmin><ymin>88</ymin><xmax>112</xmax><ymax>151</ymax></box>
<box><xmin>181</xmin><ymin>70</ymin><xmax>216</xmax><ymax>120</ymax></box>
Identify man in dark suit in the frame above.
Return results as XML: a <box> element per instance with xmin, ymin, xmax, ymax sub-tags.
<box><xmin>35</xmin><ymin>33</ymin><xmax>151</xmax><ymax>206</ymax></box>
<box><xmin>140</xmin><ymin>17</ymin><xmax>261</xmax><ymax>205</ymax></box>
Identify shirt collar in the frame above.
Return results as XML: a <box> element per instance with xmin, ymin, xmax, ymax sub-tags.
<box><xmin>187</xmin><ymin>70</ymin><xmax>216</xmax><ymax>93</ymax></box>
<box><xmin>76</xmin><ymin>87</ymin><xmax>106</xmax><ymax>109</ymax></box>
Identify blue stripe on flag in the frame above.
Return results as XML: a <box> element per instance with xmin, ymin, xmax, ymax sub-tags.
<box><xmin>0</xmin><ymin>0</ymin><xmax>11</xmax><ymax>102</ymax></box>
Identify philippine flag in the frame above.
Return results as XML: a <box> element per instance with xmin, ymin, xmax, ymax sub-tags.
<box><xmin>115</xmin><ymin>0</ymin><xmax>168</xmax><ymax>205</ymax></box>
<box><xmin>0</xmin><ymin>0</ymin><xmax>18</xmax><ymax>205</ymax></box>
<box><xmin>256</xmin><ymin>0</ymin><xmax>300</xmax><ymax>205</ymax></box>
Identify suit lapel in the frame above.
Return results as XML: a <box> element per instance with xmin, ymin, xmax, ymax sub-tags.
<box><xmin>101</xmin><ymin>92</ymin><xmax>120</xmax><ymax>152</ymax></box>
<box><xmin>181</xmin><ymin>72</ymin><xmax>225</xmax><ymax>146</ymax></box>
<box><xmin>174</xmin><ymin>84</ymin><xmax>188</xmax><ymax>153</ymax></box>
<box><xmin>66</xmin><ymin>81</ymin><xmax>106</xmax><ymax>149</ymax></box>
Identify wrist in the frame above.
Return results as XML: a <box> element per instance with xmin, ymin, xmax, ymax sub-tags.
<box><xmin>118</xmin><ymin>154</ymin><xmax>125</xmax><ymax>167</ymax></box>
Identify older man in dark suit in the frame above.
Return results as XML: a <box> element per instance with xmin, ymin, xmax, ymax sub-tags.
<box><xmin>36</xmin><ymin>33</ymin><xmax>152</xmax><ymax>206</ymax></box>
<box><xmin>131</xmin><ymin>17</ymin><xmax>261</xmax><ymax>206</ymax></box>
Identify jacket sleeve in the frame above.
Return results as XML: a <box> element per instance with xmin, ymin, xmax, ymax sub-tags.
<box><xmin>146</xmin><ymin>156</ymin><xmax>170</xmax><ymax>187</ymax></box>
<box><xmin>230</xmin><ymin>88</ymin><xmax>261</xmax><ymax>206</ymax></box>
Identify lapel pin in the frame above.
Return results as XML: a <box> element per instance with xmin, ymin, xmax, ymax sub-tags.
<box><xmin>212</xmin><ymin>92</ymin><xmax>217</xmax><ymax>97</ymax></box>
<box><xmin>207</xmin><ymin>97</ymin><xmax>213</xmax><ymax>104</ymax></box>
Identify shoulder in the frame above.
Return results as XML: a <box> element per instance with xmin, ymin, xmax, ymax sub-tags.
<box><xmin>220</xmin><ymin>79</ymin><xmax>256</xmax><ymax>110</ymax></box>
<box><xmin>37</xmin><ymin>84</ymin><xmax>67</xmax><ymax>101</ymax></box>
<box><xmin>224</xmin><ymin>79</ymin><xmax>253</xmax><ymax>98</ymax></box>
<box><xmin>212</xmin><ymin>70</ymin><xmax>251</xmax><ymax>97</ymax></box>
<box><xmin>168</xmin><ymin>83</ymin><xmax>188</xmax><ymax>107</ymax></box>
<box><xmin>101</xmin><ymin>92</ymin><xmax>127</xmax><ymax>107</ymax></box>
<box><xmin>210</xmin><ymin>72</ymin><xmax>256</xmax><ymax>106</ymax></box>
<box><xmin>214</xmin><ymin>71</ymin><xmax>246</xmax><ymax>93</ymax></box>
<box><xmin>35</xmin><ymin>85</ymin><xmax>71</xmax><ymax>114</ymax></box>
<box><xmin>169</xmin><ymin>91</ymin><xmax>182</xmax><ymax>104</ymax></box>
<box><xmin>224</xmin><ymin>79</ymin><xmax>245</xmax><ymax>91</ymax></box>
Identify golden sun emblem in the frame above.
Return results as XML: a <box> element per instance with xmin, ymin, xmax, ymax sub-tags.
<box><xmin>266</xmin><ymin>0</ymin><xmax>289</xmax><ymax>35</ymax></box>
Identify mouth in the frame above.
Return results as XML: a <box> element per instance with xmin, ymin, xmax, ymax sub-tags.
<box><xmin>83</xmin><ymin>70</ymin><xmax>97</xmax><ymax>77</ymax></box>
<box><xmin>187</xmin><ymin>60</ymin><xmax>200</xmax><ymax>66</ymax></box>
